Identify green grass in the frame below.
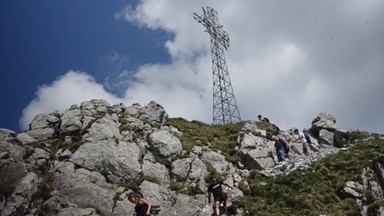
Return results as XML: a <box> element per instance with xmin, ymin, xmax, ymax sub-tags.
<box><xmin>119</xmin><ymin>175</ymin><xmax>161</xmax><ymax>193</ymax></box>
<box><xmin>255</xmin><ymin>121</ymin><xmax>280</xmax><ymax>139</ymax></box>
<box><xmin>241</xmin><ymin>137</ymin><xmax>384</xmax><ymax>215</ymax></box>
<box><xmin>166</xmin><ymin>117</ymin><xmax>245</xmax><ymax>163</ymax></box>
<box><xmin>145</xmin><ymin>118</ymin><xmax>384</xmax><ymax>215</ymax></box>
<box><xmin>20</xmin><ymin>113</ymin><xmax>384</xmax><ymax>215</ymax></box>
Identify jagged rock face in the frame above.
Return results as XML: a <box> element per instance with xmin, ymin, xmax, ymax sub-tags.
<box><xmin>318</xmin><ymin>129</ymin><xmax>335</xmax><ymax>145</ymax></box>
<box><xmin>148</xmin><ymin>130</ymin><xmax>182</xmax><ymax>157</ymax></box>
<box><xmin>60</xmin><ymin>107</ymin><xmax>82</xmax><ymax>135</ymax></box>
<box><xmin>69</xmin><ymin>139</ymin><xmax>142</xmax><ymax>182</ymax></box>
<box><xmin>1</xmin><ymin>101</ymin><xmax>382</xmax><ymax>216</ymax></box>
<box><xmin>244</xmin><ymin>148</ymin><xmax>274</xmax><ymax>170</ymax></box>
<box><xmin>202</xmin><ymin>151</ymin><xmax>230</xmax><ymax>174</ymax></box>
<box><xmin>142</xmin><ymin>160</ymin><xmax>170</xmax><ymax>185</ymax></box>
<box><xmin>0</xmin><ymin>172</ymin><xmax>40</xmax><ymax>216</ymax></box>
<box><xmin>27</xmin><ymin>113</ymin><xmax>60</xmax><ymax>141</ymax></box>
<box><xmin>306</xmin><ymin>112</ymin><xmax>348</xmax><ymax>148</ymax></box>
<box><xmin>311</xmin><ymin>112</ymin><xmax>337</xmax><ymax>132</ymax></box>
<box><xmin>171</xmin><ymin>156</ymin><xmax>208</xmax><ymax>180</ymax></box>
<box><xmin>140</xmin><ymin>101</ymin><xmax>169</xmax><ymax>125</ymax></box>
<box><xmin>0</xmin><ymin>100</ymin><xmax>173</xmax><ymax>216</ymax></box>
<box><xmin>51</xmin><ymin>161</ymin><xmax>131</xmax><ymax>215</ymax></box>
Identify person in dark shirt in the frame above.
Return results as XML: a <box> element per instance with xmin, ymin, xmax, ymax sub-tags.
<box><xmin>257</xmin><ymin>114</ymin><xmax>270</xmax><ymax>123</ymax></box>
<box><xmin>272</xmin><ymin>136</ymin><xmax>286</xmax><ymax>162</ymax></box>
<box><xmin>128</xmin><ymin>192</ymin><xmax>152</xmax><ymax>216</ymax></box>
<box><xmin>208</xmin><ymin>177</ymin><xmax>233</xmax><ymax>216</ymax></box>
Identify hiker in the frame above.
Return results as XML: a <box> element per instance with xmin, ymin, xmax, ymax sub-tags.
<box><xmin>284</xmin><ymin>137</ymin><xmax>290</xmax><ymax>159</ymax></box>
<box><xmin>272</xmin><ymin>136</ymin><xmax>287</xmax><ymax>162</ymax></box>
<box><xmin>127</xmin><ymin>191</ymin><xmax>152</xmax><ymax>216</ymax></box>
<box><xmin>257</xmin><ymin>114</ymin><xmax>270</xmax><ymax>123</ymax></box>
<box><xmin>208</xmin><ymin>177</ymin><xmax>233</xmax><ymax>216</ymax></box>
<box><xmin>293</xmin><ymin>129</ymin><xmax>309</xmax><ymax>156</ymax></box>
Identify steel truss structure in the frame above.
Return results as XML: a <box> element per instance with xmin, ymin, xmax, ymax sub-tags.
<box><xmin>194</xmin><ymin>7</ymin><xmax>241</xmax><ymax>124</ymax></box>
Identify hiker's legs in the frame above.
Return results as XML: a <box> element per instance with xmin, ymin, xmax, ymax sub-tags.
<box><xmin>213</xmin><ymin>200</ymin><xmax>220</xmax><ymax>215</ymax></box>
<box><xmin>222</xmin><ymin>192</ymin><xmax>228</xmax><ymax>208</ymax></box>
<box><xmin>303</xmin><ymin>142</ymin><xmax>309</xmax><ymax>156</ymax></box>
<box><xmin>276</xmin><ymin>148</ymin><xmax>285</xmax><ymax>162</ymax></box>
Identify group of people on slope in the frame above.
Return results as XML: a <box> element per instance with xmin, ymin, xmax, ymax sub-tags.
<box><xmin>258</xmin><ymin>114</ymin><xmax>310</xmax><ymax>163</ymax></box>
<box><xmin>127</xmin><ymin>115</ymin><xmax>310</xmax><ymax>215</ymax></box>
<box><xmin>127</xmin><ymin>176</ymin><xmax>233</xmax><ymax>216</ymax></box>
<box><xmin>271</xmin><ymin>128</ymin><xmax>310</xmax><ymax>162</ymax></box>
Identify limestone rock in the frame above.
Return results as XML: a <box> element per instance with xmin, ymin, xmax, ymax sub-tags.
<box><xmin>148</xmin><ymin>130</ymin><xmax>182</xmax><ymax>157</ymax></box>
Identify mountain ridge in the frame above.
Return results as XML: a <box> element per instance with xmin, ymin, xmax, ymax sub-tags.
<box><xmin>1</xmin><ymin>99</ymin><xmax>383</xmax><ymax>216</ymax></box>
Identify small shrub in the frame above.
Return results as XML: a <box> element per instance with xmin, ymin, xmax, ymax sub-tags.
<box><xmin>204</xmin><ymin>161</ymin><xmax>219</xmax><ymax>183</ymax></box>
<box><xmin>256</xmin><ymin>121</ymin><xmax>279</xmax><ymax>139</ymax></box>
<box><xmin>238</xmin><ymin>181</ymin><xmax>250</xmax><ymax>195</ymax></box>
<box><xmin>367</xmin><ymin>200</ymin><xmax>384</xmax><ymax>215</ymax></box>
<box><xmin>119</xmin><ymin>125</ymin><xmax>130</xmax><ymax>133</ymax></box>
<box><xmin>153</xmin><ymin>156</ymin><xmax>172</xmax><ymax>169</ymax></box>
<box><xmin>182</xmin><ymin>184</ymin><xmax>203</xmax><ymax>195</ymax></box>
<box><xmin>347</xmin><ymin>130</ymin><xmax>370</xmax><ymax>143</ymax></box>
<box><xmin>169</xmin><ymin>181</ymin><xmax>183</xmax><ymax>192</ymax></box>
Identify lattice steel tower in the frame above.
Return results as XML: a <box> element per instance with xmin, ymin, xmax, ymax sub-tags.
<box><xmin>194</xmin><ymin>7</ymin><xmax>241</xmax><ymax>124</ymax></box>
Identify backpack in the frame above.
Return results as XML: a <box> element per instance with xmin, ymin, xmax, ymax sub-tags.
<box><xmin>283</xmin><ymin>140</ymin><xmax>289</xmax><ymax>152</ymax></box>
<box><xmin>304</xmin><ymin>132</ymin><xmax>312</xmax><ymax>144</ymax></box>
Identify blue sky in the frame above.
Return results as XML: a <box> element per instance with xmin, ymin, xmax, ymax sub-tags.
<box><xmin>1</xmin><ymin>0</ymin><xmax>383</xmax><ymax>134</ymax></box>
<box><xmin>1</xmin><ymin>0</ymin><xmax>171</xmax><ymax>131</ymax></box>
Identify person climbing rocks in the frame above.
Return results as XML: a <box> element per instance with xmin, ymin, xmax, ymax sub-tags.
<box><xmin>208</xmin><ymin>177</ymin><xmax>233</xmax><ymax>216</ymax></box>
<box><xmin>127</xmin><ymin>191</ymin><xmax>152</xmax><ymax>216</ymax></box>
<box><xmin>293</xmin><ymin>128</ymin><xmax>310</xmax><ymax>156</ymax></box>
<box><xmin>272</xmin><ymin>135</ymin><xmax>287</xmax><ymax>162</ymax></box>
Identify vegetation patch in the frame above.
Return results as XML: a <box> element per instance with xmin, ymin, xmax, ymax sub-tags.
<box><xmin>256</xmin><ymin>121</ymin><xmax>280</xmax><ymax>139</ymax></box>
<box><xmin>166</xmin><ymin>117</ymin><xmax>244</xmax><ymax>164</ymax></box>
<box><xmin>347</xmin><ymin>130</ymin><xmax>370</xmax><ymax>143</ymax></box>
<box><xmin>242</xmin><ymin>137</ymin><xmax>384</xmax><ymax>215</ymax></box>
<box><xmin>119</xmin><ymin>175</ymin><xmax>161</xmax><ymax>193</ymax></box>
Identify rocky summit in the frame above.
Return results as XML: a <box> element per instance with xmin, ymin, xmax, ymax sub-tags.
<box><xmin>1</xmin><ymin>99</ymin><xmax>384</xmax><ymax>216</ymax></box>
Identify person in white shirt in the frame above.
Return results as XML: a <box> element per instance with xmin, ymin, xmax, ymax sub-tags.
<box><xmin>293</xmin><ymin>129</ymin><xmax>309</xmax><ymax>156</ymax></box>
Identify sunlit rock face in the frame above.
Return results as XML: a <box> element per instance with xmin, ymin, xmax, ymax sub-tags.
<box><xmin>0</xmin><ymin>101</ymin><xmax>382</xmax><ymax>216</ymax></box>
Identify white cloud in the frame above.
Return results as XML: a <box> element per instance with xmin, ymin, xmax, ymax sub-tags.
<box><xmin>122</xmin><ymin>59</ymin><xmax>212</xmax><ymax>121</ymax></box>
<box><xmin>22</xmin><ymin>0</ymin><xmax>384</xmax><ymax>133</ymax></box>
<box><xmin>19</xmin><ymin>71</ymin><xmax>120</xmax><ymax>130</ymax></box>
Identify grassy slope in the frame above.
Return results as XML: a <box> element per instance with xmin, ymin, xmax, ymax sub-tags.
<box><xmin>243</xmin><ymin>137</ymin><xmax>384</xmax><ymax>216</ymax></box>
<box><xmin>166</xmin><ymin>118</ymin><xmax>384</xmax><ymax>216</ymax></box>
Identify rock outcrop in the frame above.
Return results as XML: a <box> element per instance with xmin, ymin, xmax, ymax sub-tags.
<box><xmin>0</xmin><ymin>99</ymin><xmax>382</xmax><ymax>215</ymax></box>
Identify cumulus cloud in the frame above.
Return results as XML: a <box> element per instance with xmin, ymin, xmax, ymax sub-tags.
<box><xmin>19</xmin><ymin>71</ymin><xmax>121</xmax><ymax>130</ymax></box>
<box><xmin>116</xmin><ymin>0</ymin><xmax>384</xmax><ymax>133</ymax></box>
<box><xmin>21</xmin><ymin>0</ymin><xmax>384</xmax><ymax>133</ymax></box>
